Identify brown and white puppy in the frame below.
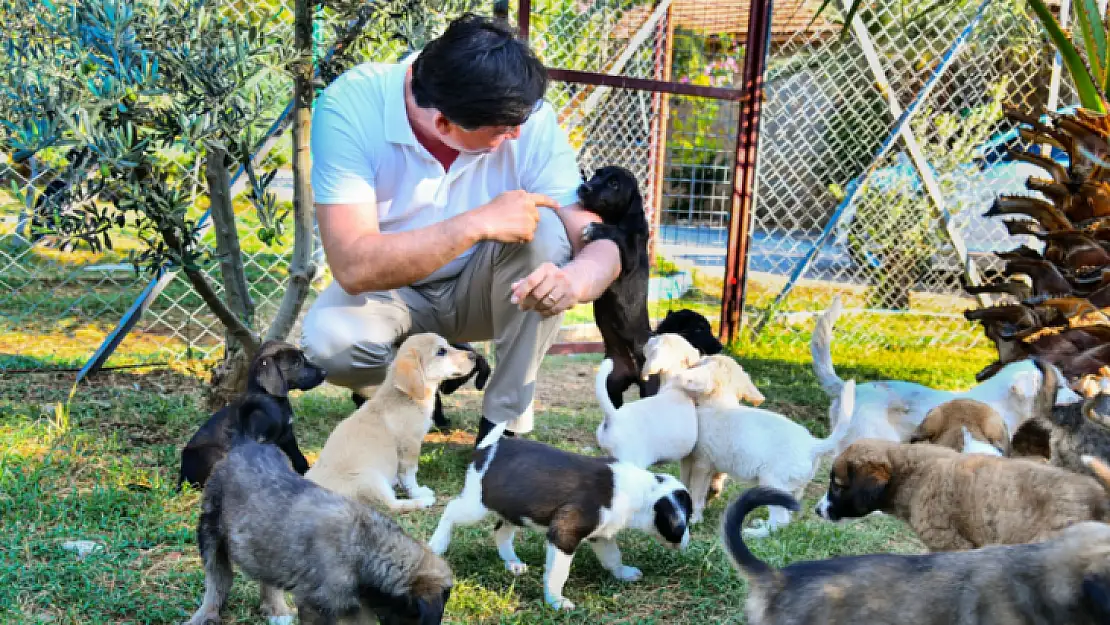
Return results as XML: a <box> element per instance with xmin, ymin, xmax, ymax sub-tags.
<box><xmin>723</xmin><ymin>486</ymin><xmax>1110</xmax><ymax>625</ymax></box>
<box><xmin>428</xmin><ymin>422</ymin><xmax>692</xmax><ymax>611</ymax></box>
<box><xmin>908</xmin><ymin>398</ymin><xmax>1011</xmax><ymax>456</ymax></box>
<box><xmin>306</xmin><ymin>334</ymin><xmax>476</xmax><ymax>512</ymax></box>
<box><xmin>815</xmin><ymin>438</ymin><xmax>1110</xmax><ymax>551</ymax></box>
<box><xmin>185</xmin><ymin>437</ymin><xmax>452</xmax><ymax>625</ymax></box>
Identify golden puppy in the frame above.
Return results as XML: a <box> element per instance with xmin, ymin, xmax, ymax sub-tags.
<box><xmin>816</xmin><ymin>438</ymin><xmax>1110</xmax><ymax>551</ymax></box>
<box><xmin>306</xmin><ymin>334</ymin><xmax>476</xmax><ymax>512</ymax></box>
<box><xmin>909</xmin><ymin>398</ymin><xmax>1011</xmax><ymax>456</ymax></box>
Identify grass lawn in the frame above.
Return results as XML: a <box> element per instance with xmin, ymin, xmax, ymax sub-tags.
<box><xmin>0</xmin><ymin>318</ymin><xmax>996</xmax><ymax>624</ymax></box>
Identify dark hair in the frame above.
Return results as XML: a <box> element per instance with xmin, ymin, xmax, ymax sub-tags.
<box><xmin>411</xmin><ymin>13</ymin><xmax>548</xmax><ymax>130</ymax></box>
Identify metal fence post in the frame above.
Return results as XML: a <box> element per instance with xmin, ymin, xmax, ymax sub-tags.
<box><xmin>720</xmin><ymin>0</ymin><xmax>774</xmax><ymax>345</ymax></box>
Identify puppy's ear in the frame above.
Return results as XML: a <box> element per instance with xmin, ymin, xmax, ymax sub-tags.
<box><xmin>677</xmin><ymin>363</ymin><xmax>715</xmax><ymax>394</ymax></box>
<box><xmin>733</xmin><ymin>366</ymin><xmax>765</xmax><ymax>406</ymax></box>
<box><xmin>411</xmin><ymin>586</ymin><xmax>451</xmax><ymax>625</ymax></box>
<box><xmin>393</xmin><ymin>347</ymin><xmax>429</xmax><ymax>400</ymax></box>
<box><xmin>255</xmin><ymin>355</ymin><xmax>288</xmax><ymax>397</ymax></box>
<box><xmin>472</xmin><ymin>352</ymin><xmax>491</xmax><ymax>390</ymax></box>
<box><xmin>850</xmin><ymin>456</ymin><xmax>892</xmax><ymax>510</ymax></box>
<box><xmin>1082</xmin><ymin>573</ymin><xmax>1110</xmax><ymax>621</ymax></box>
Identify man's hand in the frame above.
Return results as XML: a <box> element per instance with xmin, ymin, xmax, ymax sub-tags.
<box><xmin>467</xmin><ymin>190</ymin><xmax>560</xmax><ymax>244</ymax></box>
<box><xmin>511</xmin><ymin>262</ymin><xmax>580</xmax><ymax>317</ymax></box>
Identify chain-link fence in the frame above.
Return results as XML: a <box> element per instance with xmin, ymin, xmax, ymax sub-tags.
<box><xmin>0</xmin><ymin>0</ymin><xmax>1084</xmax><ymax>375</ymax></box>
<box><xmin>739</xmin><ymin>0</ymin><xmax>1069</xmax><ymax>348</ymax></box>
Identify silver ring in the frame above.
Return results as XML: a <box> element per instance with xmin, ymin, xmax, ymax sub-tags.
<box><xmin>543</xmin><ymin>295</ymin><xmax>557</xmax><ymax>306</ymax></box>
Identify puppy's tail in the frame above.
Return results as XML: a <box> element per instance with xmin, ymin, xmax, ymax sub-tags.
<box><xmin>1031</xmin><ymin>358</ymin><xmax>1061</xmax><ymax>422</ymax></box>
<box><xmin>1081</xmin><ymin>455</ymin><xmax>1110</xmax><ymax>494</ymax></box>
<box><xmin>721</xmin><ymin>487</ymin><xmax>798</xmax><ymax>579</ymax></box>
<box><xmin>811</xmin><ymin>379</ymin><xmax>856</xmax><ymax>457</ymax></box>
<box><xmin>595</xmin><ymin>359</ymin><xmax>619</xmax><ymax>429</ymax></box>
<box><xmin>810</xmin><ymin>296</ymin><xmax>845</xmax><ymax>398</ymax></box>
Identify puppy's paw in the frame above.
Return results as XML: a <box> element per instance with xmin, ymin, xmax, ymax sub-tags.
<box><xmin>614</xmin><ymin>565</ymin><xmax>642</xmax><ymax>582</ymax></box>
<box><xmin>546</xmin><ymin>595</ymin><xmax>576</xmax><ymax>611</ymax></box>
<box><xmin>504</xmin><ymin>560</ymin><xmax>528</xmax><ymax>575</ymax></box>
<box><xmin>412</xmin><ymin>485</ymin><xmax>436</xmax><ymax>504</ymax></box>
<box><xmin>183</xmin><ymin>613</ymin><xmax>220</xmax><ymax>625</ymax></box>
<box><xmin>428</xmin><ymin>530</ymin><xmax>451</xmax><ymax>555</ymax></box>
<box><xmin>689</xmin><ymin>510</ymin><xmax>704</xmax><ymax>525</ymax></box>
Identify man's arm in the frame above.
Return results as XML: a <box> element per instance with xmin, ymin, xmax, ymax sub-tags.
<box><xmin>318</xmin><ymin>190</ymin><xmax>560</xmax><ymax>295</ymax></box>
<box><xmin>316</xmin><ymin>201</ymin><xmax>480</xmax><ymax>295</ymax></box>
<box><xmin>510</xmin><ymin>202</ymin><xmax>621</xmax><ymax>316</ymax></box>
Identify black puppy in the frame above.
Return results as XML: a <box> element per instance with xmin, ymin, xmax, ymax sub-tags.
<box><xmin>655</xmin><ymin>308</ymin><xmax>724</xmax><ymax>356</ymax></box>
<box><xmin>579</xmin><ymin>165</ymin><xmax>654</xmax><ymax>409</ymax></box>
<box><xmin>178</xmin><ymin>340</ymin><xmax>327</xmax><ymax>490</ymax></box>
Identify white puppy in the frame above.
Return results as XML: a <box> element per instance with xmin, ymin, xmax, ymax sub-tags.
<box><xmin>679</xmin><ymin>355</ymin><xmax>856</xmax><ymax>536</ymax></box>
<box><xmin>811</xmin><ymin>295</ymin><xmax>1080</xmax><ymax>454</ymax></box>
<box><xmin>595</xmin><ymin>333</ymin><xmax>739</xmax><ymax>476</ymax></box>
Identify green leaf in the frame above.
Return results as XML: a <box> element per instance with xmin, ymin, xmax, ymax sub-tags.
<box><xmin>1028</xmin><ymin>0</ymin><xmax>1107</xmax><ymax>112</ymax></box>
<box><xmin>1075</xmin><ymin>0</ymin><xmax>1108</xmax><ymax>88</ymax></box>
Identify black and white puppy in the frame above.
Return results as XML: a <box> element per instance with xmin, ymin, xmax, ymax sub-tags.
<box><xmin>579</xmin><ymin>165</ymin><xmax>654</xmax><ymax>409</ymax></box>
<box><xmin>654</xmin><ymin>308</ymin><xmax>724</xmax><ymax>356</ymax></box>
<box><xmin>178</xmin><ymin>340</ymin><xmax>327</xmax><ymax>490</ymax></box>
<box><xmin>428</xmin><ymin>422</ymin><xmax>692</xmax><ymax>611</ymax></box>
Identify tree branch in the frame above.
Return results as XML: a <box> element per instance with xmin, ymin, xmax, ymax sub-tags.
<box><xmin>205</xmin><ymin>142</ymin><xmax>256</xmax><ymax>353</ymax></box>
<box><xmin>266</xmin><ymin>0</ymin><xmax>318</xmax><ymax>342</ymax></box>
<box><xmin>161</xmin><ymin>226</ymin><xmax>262</xmax><ymax>355</ymax></box>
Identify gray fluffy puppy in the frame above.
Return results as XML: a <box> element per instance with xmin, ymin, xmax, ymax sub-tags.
<box><xmin>184</xmin><ymin>436</ymin><xmax>452</xmax><ymax>625</ymax></box>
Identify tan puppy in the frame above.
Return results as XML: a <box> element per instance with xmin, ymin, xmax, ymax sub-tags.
<box><xmin>909</xmin><ymin>398</ymin><xmax>1011</xmax><ymax>456</ymax></box>
<box><xmin>816</xmin><ymin>438</ymin><xmax>1110</xmax><ymax>551</ymax></box>
<box><xmin>306</xmin><ymin>334</ymin><xmax>476</xmax><ymax>512</ymax></box>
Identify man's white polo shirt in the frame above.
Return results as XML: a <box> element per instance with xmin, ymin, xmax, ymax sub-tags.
<box><xmin>309</xmin><ymin>54</ymin><xmax>582</xmax><ymax>285</ymax></box>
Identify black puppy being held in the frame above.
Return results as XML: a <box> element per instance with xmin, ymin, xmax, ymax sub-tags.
<box><xmin>578</xmin><ymin>165</ymin><xmax>654</xmax><ymax>408</ymax></box>
<box><xmin>178</xmin><ymin>340</ymin><xmax>327</xmax><ymax>490</ymax></box>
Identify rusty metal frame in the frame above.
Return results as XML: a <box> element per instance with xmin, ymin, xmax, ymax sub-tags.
<box><xmin>720</xmin><ymin>0</ymin><xmax>774</xmax><ymax>343</ymax></box>
<box><xmin>519</xmin><ymin>0</ymin><xmax>774</xmax><ymax>347</ymax></box>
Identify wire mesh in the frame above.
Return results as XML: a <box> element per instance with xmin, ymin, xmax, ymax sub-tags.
<box><xmin>0</xmin><ymin>0</ymin><xmax>1085</xmax><ymax>376</ymax></box>
<box><xmin>742</xmin><ymin>0</ymin><xmax>1068</xmax><ymax>349</ymax></box>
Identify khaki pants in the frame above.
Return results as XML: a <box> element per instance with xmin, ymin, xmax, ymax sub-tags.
<box><xmin>300</xmin><ymin>208</ymin><xmax>571</xmax><ymax>434</ymax></box>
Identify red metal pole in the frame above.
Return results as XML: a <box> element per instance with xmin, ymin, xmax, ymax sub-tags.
<box><xmin>720</xmin><ymin>0</ymin><xmax>774</xmax><ymax>345</ymax></box>
<box><xmin>517</xmin><ymin>0</ymin><xmax>531</xmax><ymax>40</ymax></box>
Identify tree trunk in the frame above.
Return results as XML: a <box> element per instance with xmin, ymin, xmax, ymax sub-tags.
<box><xmin>206</xmin><ymin>142</ymin><xmax>256</xmax><ymax>353</ymax></box>
<box><xmin>205</xmin><ymin>0</ymin><xmax>318</xmax><ymax>411</ymax></box>
<box><xmin>265</xmin><ymin>0</ymin><xmax>318</xmax><ymax>343</ymax></box>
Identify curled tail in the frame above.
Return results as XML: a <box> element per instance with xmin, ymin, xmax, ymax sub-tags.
<box><xmin>812</xmin><ymin>379</ymin><xmax>856</xmax><ymax>457</ymax></box>
<box><xmin>1030</xmin><ymin>358</ymin><xmax>1060</xmax><ymax>422</ymax></box>
<box><xmin>595</xmin><ymin>359</ymin><xmax>618</xmax><ymax>430</ymax></box>
<box><xmin>721</xmin><ymin>487</ymin><xmax>799</xmax><ymax>578</ymax></box>
<box><xmin>810</xmin><ymin>296</ymin><xmax>845</xmax><ymax>398</ymax></box>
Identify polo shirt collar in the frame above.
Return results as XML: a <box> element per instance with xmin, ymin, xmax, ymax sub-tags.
<box><xmin>383</xmin><ymin>53</ymin><xmax>420</xmax><ymax>147</ymax></box>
